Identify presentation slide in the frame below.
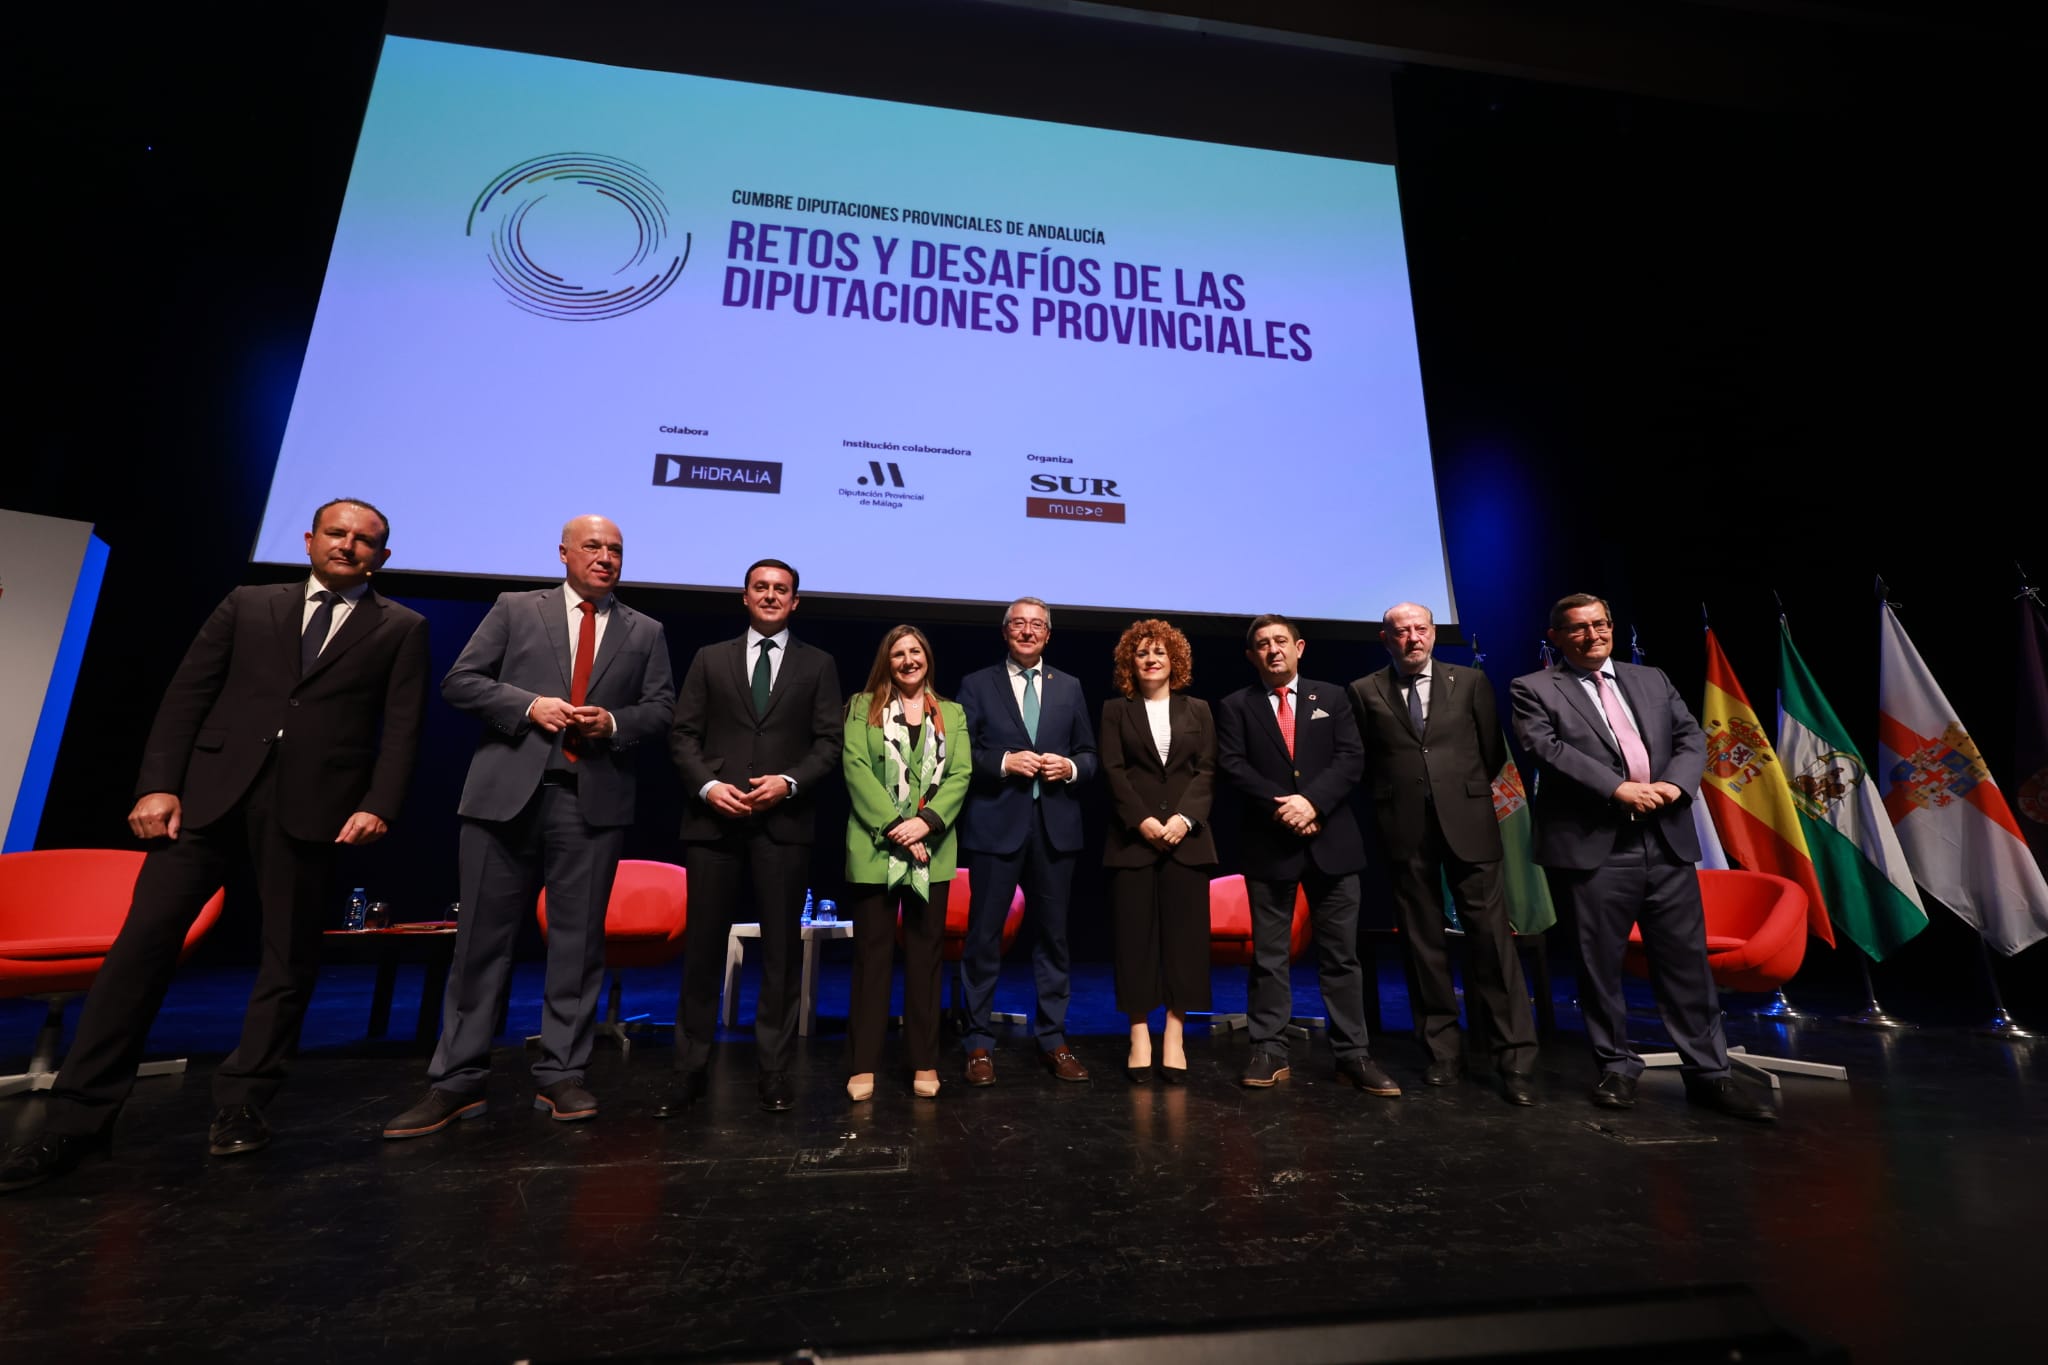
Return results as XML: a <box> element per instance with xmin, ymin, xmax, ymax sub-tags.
<box><xmin>254</xmin><ymin>36</ymin><xmax>1451</xmax><ymax>625</ymax></box>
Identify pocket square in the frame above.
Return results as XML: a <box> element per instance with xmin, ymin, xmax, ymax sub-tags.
<box><xmin>1310</xmin><ymin>707</ymin><xmax>1330</xmax><ymax>720</ymax></box>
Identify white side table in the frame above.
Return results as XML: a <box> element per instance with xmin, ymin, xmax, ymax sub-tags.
<box><xmin>723</xmin><ymin>919</ymin><xmax>855</xmax><ymax>1037</ymax></box>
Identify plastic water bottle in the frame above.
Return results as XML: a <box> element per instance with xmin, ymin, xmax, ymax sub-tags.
<box><xmin>345</xmin><ymin>887</ymin><xmax>369</xmax><ymax>931</ymax></box>
<box><xmin>801</xmin><ymin>888</ymin><xmax>814</xmax><ymax>927</ymax></box>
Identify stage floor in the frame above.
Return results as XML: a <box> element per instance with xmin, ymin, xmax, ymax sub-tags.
<box><xmin>2</xmin><ymin>961</ymin><xmax>2041</xmax><ymax>1363</ymax></box>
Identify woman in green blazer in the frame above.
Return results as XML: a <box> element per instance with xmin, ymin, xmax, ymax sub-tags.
<box><xmin>843</xmin><ymin>625</ymin><xmax>972</xmax><ymax>1102</ymax></box>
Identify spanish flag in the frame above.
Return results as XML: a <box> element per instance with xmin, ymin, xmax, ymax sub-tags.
<box><xmin>1699</xmin><ymin>628</ymin><xmax>1834</xmax><ymax>946</ymax></box>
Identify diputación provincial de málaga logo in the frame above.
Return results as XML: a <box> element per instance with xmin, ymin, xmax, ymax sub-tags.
<box><xmin>466</xmin><ymin>153</ymin><xmax>689</xmax><ymax>321</ymax></box>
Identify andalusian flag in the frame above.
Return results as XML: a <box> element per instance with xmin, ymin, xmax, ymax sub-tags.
<box><xmin>1878</xmin><ymin>602</ymin><xmax>2048</xmax><ymax>955</ymax></box>
<box><xmin>1777</xmin><ymin>622</ymin><xmax>1927</xmax><ymax>959</ymax></box>
<box><xmin>1699</xmin><ymin>628</ymin><xmax>1834</xmax><ymax>945</ymax></box>
<box><xmin>1443</xmin><ymin>758</ymin><xmax>1557</xmax><ymax>935</ymax></box>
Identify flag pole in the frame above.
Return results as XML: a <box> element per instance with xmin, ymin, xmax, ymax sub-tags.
<box><xmin>1973</xmin><ymin>937</ymin><xmax>2039</xmax><ymax>1039</ymax></box>
<box><xmin>1839</xmin><ymin>947</ymin><xmax>1909</xmax><ymax>1029</ymax></box>
<box><xmin>1730</xmin><ymin>598</ymin><xmax>1816</xmax><ymax>1023</ymax></box>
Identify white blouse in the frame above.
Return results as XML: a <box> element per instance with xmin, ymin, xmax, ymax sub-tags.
<box><xmin>1144</xmin><ymin>695</ymin><xmax>1172</xmax><ymax>764</ymax></box>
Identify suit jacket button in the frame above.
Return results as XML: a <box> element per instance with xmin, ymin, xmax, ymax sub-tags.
<box><xmin>1421</xmin><ymin>747</ymin><xmax>1428</xmax><ymax>754</ymax></box>
<box><xmin>289</xmin><ymin>699</ymin><xmax>300</xmax><ymax>707</ymax></box>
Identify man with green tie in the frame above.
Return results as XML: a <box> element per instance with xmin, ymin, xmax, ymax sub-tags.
<box><xmin>954</xmin><ymin>596</ymin><xmax>1099</xmax><ymax>1085</ymax></box>
<box><xmin>666</xmin><ymin>559</ymin><xmax>843</xmax><ymax>1113</ymax></box>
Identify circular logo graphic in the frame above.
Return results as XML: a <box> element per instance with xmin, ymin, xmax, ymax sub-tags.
<box><xmin>466</xmin><ymin>153</ymin><xmax>689</xmax><ymax>321</ymax></box>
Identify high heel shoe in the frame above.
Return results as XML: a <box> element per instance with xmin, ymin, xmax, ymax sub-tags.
<box><xmin>847</xmin><ymin>1074</ymin><xmax>875</xmax><ymax>1102</ymax></box>
<box><xmin>1159</xmin><ymin>1064</ymin><xmax>1187</xmax><ymax>1085</ymax></box>
<box><xmin>912</xmin><ymin>1070</ymin><xmax>941</xmax><ymax>1099</ymax></box>
<box><xmin>1125</xmin><ymin>1064</ymin><xmax>1152</xmax><ymax>1084</ymax></box>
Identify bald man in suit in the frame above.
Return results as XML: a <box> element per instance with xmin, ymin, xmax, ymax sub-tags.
<box><xmin>1351</xmin><ymin>602</ymin><xmax>1537</xmax><ymax>1105</ymax></box>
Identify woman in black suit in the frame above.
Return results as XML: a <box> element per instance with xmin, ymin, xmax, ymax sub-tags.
<box><xmin>1100</xmin><ymin>619</ymin><xmax>1217</xmax><ymax>1082</ymax></box>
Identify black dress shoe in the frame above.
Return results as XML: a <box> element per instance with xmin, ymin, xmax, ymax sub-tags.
<box><xmin>1685</xmin><ymin>1075</ymin><xmax>1778</xmax><ymax>1122</ymax></box>
<box><xmin>1335</xmin><ymin>1056</ymin><xmax>1403</xmax><ymax>1096</ymax></box>
<box><xmin>1124</xmin><ymin>1065</ymin><xmax>1151</xmax><ymax>1084</ymax></box>
<box><xmin>758</xmin><ymin>1071</ymin><xmax>795</xmax><ymax>1112</ymax></box>
<box><xmin>653</xmin><ymin>1067</ymin><xmax>709</xmax><ymax>1120</ymax></box>
<box><xmin>1589</xmin><ymin>1073</ymin><xmax>1638</xmax><ymax>1109</ymax></box>
<box><xmin>0</xmin><ymin>1131</ymin><xmax>110</xmax><ymax>1194</ymax></box>
<box><xmin>1499</xmin><ymin>1072</ymin><xmax>1537</xmax><ymax>1107</ymax></box>
<box><xmin>1159</xmin><ymin>1064</ymin><xmax>1187</xmax><ymax>1086</ymax></box>
<box><xmin>1422</xmin><ymin>1058</ymin><xmax>1465</xmax><ymax>1087</ymax></box>
<box><xmin>383</xmin><ymin>1088</ymin><xmax>487</xmax><ymax>1139</ymax></box>
<box><xmin>1241</xmin><ymin>1051</ymin><xmax>1291</xmax><ymax>1088</ymax></box>
<box><xmin>533</xmin><ymin>1079</ymin><xmax>599</xmax><ymax>1122</ymax></box>
<box><xmin>207</xmin><ymin>1104</ymin><xmax>272</xmax><ymax>1158</ymax></box>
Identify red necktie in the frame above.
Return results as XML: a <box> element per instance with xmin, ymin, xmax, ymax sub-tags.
<box><xmin>565</xmin><ymin>601</ymin><xmax>596</xmax><ymax>762</ymax></box>
<box><xmin>1274</xmin><ymin>686</ymin><xmax>1295</xmax><ymax>758</ymax></box>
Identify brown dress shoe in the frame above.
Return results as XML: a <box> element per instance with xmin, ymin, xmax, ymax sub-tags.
<box><xmin>1040</xmin><ymin>1045</ymin><xmax>1090</xmax><ymax>1082</ymax></box>
<box><xmin>964</xmin><ymin>1049</ymin><xmax>996</xmax><ymax>1086</ymax></box>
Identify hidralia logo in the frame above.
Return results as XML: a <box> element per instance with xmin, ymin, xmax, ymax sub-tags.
<box><xmin>467</xmin><ymin>154</ymin><xmax>690</xmax><ymax>321</ymax></box>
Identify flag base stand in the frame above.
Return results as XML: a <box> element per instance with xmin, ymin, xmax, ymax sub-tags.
<box><xmin>1974</xmin><ymin>1008</ymin><xmax>2039</xmax><ymax>1041</ymax></box>
<box><xmin>1638</xmin><ymin>1045</ymin><xmax>1847</xmax><ymax>1090</ymax></box>
<box><xmin>1840</xmin><ymin>956</ymin><xmax>1910</xmax><ymax>1028</ymax></box>
<box><xmin>1839</xmin><ymin>1006</ymin><xmax>1911</xmax><ymax>1030</ymax></box>
<box><xmin>1748</xmin><ymin>991</ymin><xmax>1813</xmax><ymax>1021</ymax></box>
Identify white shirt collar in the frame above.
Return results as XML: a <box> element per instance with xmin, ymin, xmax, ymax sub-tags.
<box><xmin>306</xmin><ymin>576</ymin><xmax>369</xmax><ymax>606</ymax></box>
<box><xmin>563</xmin><ymin>581</ymin><xmax>614</xmax><ymax>612</ymax></box>
<box><xmin>747</xmin><ymin>625</ymin><xmax>790</xmax><ymax>651</ymax></box>
<box><xmin>1007</xmin><ymin>655</ymin><xmax>1047</xmax><ymax>677</ymax></box>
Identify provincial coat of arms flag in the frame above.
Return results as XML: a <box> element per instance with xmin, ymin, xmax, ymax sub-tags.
<box><xmin>1877</xmin><ymin>601</ymin><xmax>2048</xmax><ymax>955</ymax></box>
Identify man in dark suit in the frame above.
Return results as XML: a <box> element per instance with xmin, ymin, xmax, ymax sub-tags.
<box><xmin>955</xmin><ymin>596</ymin><xmax>1098</xmax><ymax>1084</ymax></box>
<box><xmin>667</xmin><ymin>559</ymin><xmax>841</xmax><ymax>1113</ymax></box>
<box><xmin>383</xmin><ymin>515</ymin><xmax>674</xmax><ymax>1138</ymax></box>
<box><xmin>1</xmin><ymin>499</ymin><xmax>430</xmax><ymax>1192</ymax></box>
<box><xmin>1216</xmin><ymin>614</ymin><xmax>1397</xmax><ymax>1094</ymax></box>
<box><xmin>1509</xmin><ymin>593</ymin><xmax>1773</xmax><ymax>1121</ymax></box>
<box><xmin>1350</xmin><ymin>602</ymin><xmax>1537</xmax><ymax>1105</ymax></box>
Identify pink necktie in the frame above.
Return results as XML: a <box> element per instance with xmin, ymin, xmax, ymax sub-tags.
<box><xmin>1596</xmin><ymin>672</ymin><xmax>1652</xmax><ymax>784</ymax></box>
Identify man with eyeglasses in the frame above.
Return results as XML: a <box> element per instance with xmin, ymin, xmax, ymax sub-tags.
<box><xmin>954</xmin><ymin>597</ymin><xmax>1099</xmax><ymax>1084</ymax></box>
<box><xmin>1509</xmin><ymin>594</ymin><xmax>1774</xmax><ymax>1121</ymax></box>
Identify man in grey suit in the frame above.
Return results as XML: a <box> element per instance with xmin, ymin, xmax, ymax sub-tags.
<box><xmin>1350</xmin><ymin>603</ymin><xmax>1538</xmax><ymax>1105</ymax></box>
<box><xmin>384</xmin><ymin>515</ymin><xmax>675</xmax><ymax>1137</ymax></box>
<box><xmin>1509</xmin><ymin>593</ymin><xmax>1772</xmax><ymax>1121</ymax></box>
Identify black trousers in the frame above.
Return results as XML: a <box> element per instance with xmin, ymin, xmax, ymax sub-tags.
<box><xmin>1550</xmin><ymin>822</ymin><xmax>1729</xmax><ymax>1080</ymax></box>
<box><xmin>47</xmin><ymin>761</ymin><xmax>333</xmax><ymax>1137</ymax></box>
<box><xmin>1384</xmin><ymin>802</ymin><xmax>1538</xmax><ymax>1072</ymax></box>
<box><xmin>429</xmin><ymin>783</ymin><xmax>622</xmax><ymax>1094</ymax></box>
<box><xmin>1109</xmin><ymin>860</ymin><xmax>1212</xmax><ymax>1016</ymax></box>
<box><xmin>1245</xmin><ymin>869</ymin><xmax>1368</xmax><ymax>1060</ymax></box>
<box><xmin>676</xmin><ymin>828</ymin><xmax>809</xmax><ymax>1073</ymax></box>
<box><xmin>845</xmin><ymin>882</ymin><xmax>946</xmax><ymax>1075</ymax></box>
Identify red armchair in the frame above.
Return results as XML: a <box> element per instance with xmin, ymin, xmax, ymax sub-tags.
<box><xmin>1</xmin><ymin>849</ymin><xmax>225</xmax><ymax>1098</ymax></box>
<box><xmin>536</xmin><ymin>859</ymin><xmax>688</xmax><ymax>1059</ymax></box>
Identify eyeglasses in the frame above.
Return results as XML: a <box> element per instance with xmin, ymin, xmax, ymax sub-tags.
<box><xmin>1561</xmin><ymin>620</ymin><xmax>1614</xmax><ymax>638</ymax></box>
<box><xmin>1005</xmin><ymin>618</ymin><xmax>1048</xmax><ymax>636</ymax></box>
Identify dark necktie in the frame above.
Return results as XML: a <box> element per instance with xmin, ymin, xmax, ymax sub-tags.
<box><xmin>1274</xmin><ymin>686</ymin><xmax>1295</xmax><ymax>758</ymax></box>
<box><xmin>753</xmin><ymin>638</ymin><xmax>777</xmax><ymax>715</ymax></box>
<box><xmin>300</xmin><ymin>590</ymin><xmax>338</xmax><ymax>675</ymax></box>
<box><xmin>1406</xmin><ymin>674</ymin><xmax>1426</xmax><ymax>738</ymax></box>
<box><xmin>564</xmin><ymin>601</ymin><xmax>596</xmax><ymax>762</ymax></box>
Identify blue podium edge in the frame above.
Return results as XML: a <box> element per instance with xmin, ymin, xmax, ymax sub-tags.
<box><xmin>5</xmin><ymin>532</ymin><xmax>110</xmax><ymax>852</ymax></box>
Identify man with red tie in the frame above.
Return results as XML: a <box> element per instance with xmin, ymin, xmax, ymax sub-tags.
<box><xmin>384</xmin><ymin>515</ymin><xmax>674</xmax><ymax>1137</ymax></box>
<box><xmin>1215</xmin><ymin>614</ymin><xmax>1397</xmax><ymax>1094</ymax></box>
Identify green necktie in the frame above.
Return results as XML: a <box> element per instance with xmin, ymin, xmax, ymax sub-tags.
<box><xmin>1021</xmin><ymin>667</ymin><xmax>1041</xmax><ymax>798</ymax></box>
<box><xmin>752</xmin><ymin>638</ymin><xmax>776</xmax><ymax>715</ymax></box>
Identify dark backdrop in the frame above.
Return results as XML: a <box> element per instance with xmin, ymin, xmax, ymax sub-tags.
<box><xmin>8</xmin><ymin>2</ymin><xmax>2036</xmax><ymax>1012</ymax></box>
